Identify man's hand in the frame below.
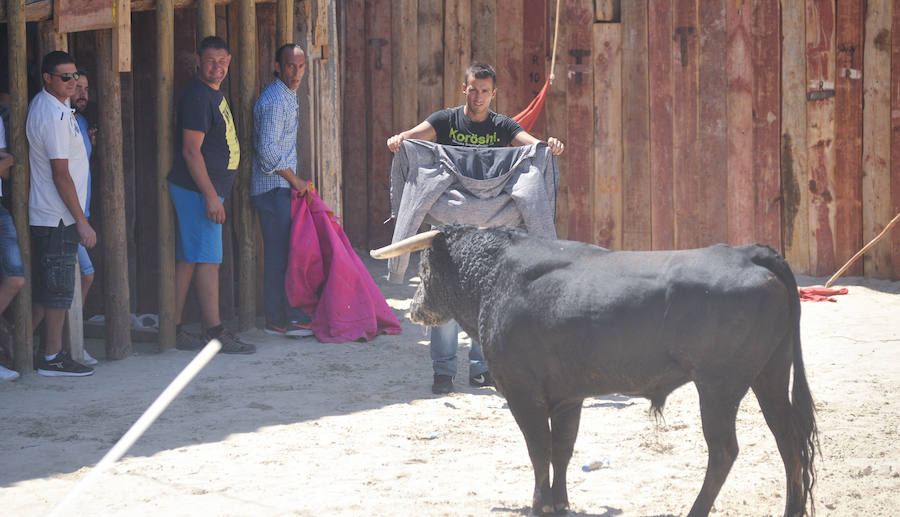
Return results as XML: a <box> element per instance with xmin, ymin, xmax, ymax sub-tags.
<box><xmin>88</xmin><ymin>127</ymin><xmax>98</xmax><ymax>147</ymax></box>
<box><xmin>387</xmin><ymin>133</ymin><xmax>405</xmax><ymax>153</ymax></box>
<box><xmin>77</xmin><ymin>219</ymin><xmax>97</xmax><ymax>249</ymax></box>
<box><xmin>205</xmin><ymin>195</ymin><xmax>226</xmax><ymax>224</ymax></box>
<box><xmin>547</xmin><ymin>137</ymin><xmax>565</xmax><ymax>156</ymax></box>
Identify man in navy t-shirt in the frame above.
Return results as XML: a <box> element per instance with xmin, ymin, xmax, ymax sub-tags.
<box><xmin>386</xmin><ymin>62</ymin><xmax>565</xmax><ymax>395</ymax></box>
<box><xmin>166</xmin><ymin>36</ymin><xmax>254</xmax><ymax>355</ymax></box>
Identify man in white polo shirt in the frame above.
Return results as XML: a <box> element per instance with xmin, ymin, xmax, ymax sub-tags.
<box><xmin>26</xmin><ymin>50</ymin><xmax>96</xmax><ymax>377</ymax></box>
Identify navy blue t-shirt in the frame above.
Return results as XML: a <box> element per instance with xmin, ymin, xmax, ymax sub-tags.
<box><xmin>426</xmin><ymin>106</ymin><xmax>523</xmax><ymax>148</ymax></box>
<box><xmin>168</xmin><ymin>77</ymin><xmax>240</xmax><ymax>198</ymax></box>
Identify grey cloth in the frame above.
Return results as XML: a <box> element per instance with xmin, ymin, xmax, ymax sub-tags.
<box><xmin>387</xmin><ymin>139</ymin><xmax>559</xmax><ymax>283</ymax></box>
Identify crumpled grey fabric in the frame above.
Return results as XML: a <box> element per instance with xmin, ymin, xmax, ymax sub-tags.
<box><xmin>386</xmin><ymin>139</ymin><xmax>558</xmax><ymax>283</ymax></box>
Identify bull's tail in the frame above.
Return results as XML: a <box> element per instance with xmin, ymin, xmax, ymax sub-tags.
<box><xmin>750</xmin><ymin>245</ymin><xmax>819</xmax><ymax>516</ymax></box>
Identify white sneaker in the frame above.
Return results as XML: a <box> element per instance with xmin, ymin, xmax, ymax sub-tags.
<box><xmin>0</xmin><ymin>365</ymin><xmax>20</xmax><ymax>382</ymax></box>
<box><xmin>81</xmin><ymin>349</ymin><xmax>99</xmax><ymax>366</ymax></box>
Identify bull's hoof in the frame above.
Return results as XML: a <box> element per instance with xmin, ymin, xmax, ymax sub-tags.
<box><xmin>554</xmin><ymin>501</ymin><xmax>570</xmax><ymax>514</ymax></box>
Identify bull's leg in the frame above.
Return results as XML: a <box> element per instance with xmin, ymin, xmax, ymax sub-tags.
<box><xmin>506</xmin><ymin>397</ymin><xmax>554</xmax><ymax>515</ymax></box>
<box><xmin>752</xmin><ymin>342</ymin><xmax>808</xmax><ymax>517</ymax></box>
<box><xmin>687</xmin><ymin>385</ymin><xmax>744</xmax><ymax>517</ymax></box>
<box><xmin>549</xmin><ymin>401</ymin><xmax>583</xmax><ymax>514</ymax></box>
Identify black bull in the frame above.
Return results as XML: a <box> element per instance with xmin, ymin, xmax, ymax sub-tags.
<box><xmin>372</xmin><ymin>224</ymin><xmax>818</xmax><ymax>517</ymax></box>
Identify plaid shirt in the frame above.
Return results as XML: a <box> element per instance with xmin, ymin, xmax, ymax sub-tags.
<box><xmin>251</xmin><ymin>78</ymin><xmax>299</xmax><ymax>196</ymax></box>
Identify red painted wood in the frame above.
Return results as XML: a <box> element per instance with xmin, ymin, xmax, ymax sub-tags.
<box><xmin>564</xmin><ymin>0</ymin><xmax>594</xmax><ymax>243</ymax></box>
<box><xmin>342</xmin><ymin>0</ymin><xmax>368</xmax><ymax>247</ymax></box>
<box><xmin>365</xmin><ymin>0</ymin><xmax>394</xmax><ymax>248</ymax></box>
<box><xmin>523</xmin><ymin>0</ymin><xmax>547</xmax><ymax>137</ymax></box>
<box><xmin>833</xmin><ymin>0</ymin><xmax>864</xmax><ymax>274</ymax></box>
<box><xmin>672</xmin><ymin>0</ymin><xmax>700</xmax><ymax>249</ymax></box>
<box><xmin>698</xmin><ymin>0</ymin><xmax>727</xmax><ymax>246</ymax></box>
<box><xmin>648</xmin><ymin>0</ymin><xmax>674</xmax><ymax>250</ymax></box>
<box><xmin>495</xmin><ymin>0</ymin><xmax>524</xmax><ymax>116</ymax></box>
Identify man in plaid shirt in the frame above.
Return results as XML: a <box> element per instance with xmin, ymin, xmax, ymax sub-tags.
<box><xmin>251</xmin><ymin>44</ymin><xmax>314</xmax><ymax>337</ymax></box>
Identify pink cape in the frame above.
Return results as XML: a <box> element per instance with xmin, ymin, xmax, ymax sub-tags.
<box><xmin>285</xmin><ymin>189</ymin><xmax>402</xmax><ymax>342</ymax></box>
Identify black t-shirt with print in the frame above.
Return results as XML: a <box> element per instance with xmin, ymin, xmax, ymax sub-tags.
<box><xmin>168</xmin><ymin>77</ymin><xmax>240</xmax><ymax>198</ymax></box>
<box><xmin>426</xmin><ymin>106</ymin><xmax>523</xmax><ymax>148</ymax></box>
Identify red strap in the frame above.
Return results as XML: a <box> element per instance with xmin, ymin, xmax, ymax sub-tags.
<box><xmin>512</xmin><ymin>77</ymin><xmax>551</xmax><ymax>133</ymax></box>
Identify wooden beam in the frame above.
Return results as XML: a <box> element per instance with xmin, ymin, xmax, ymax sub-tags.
<box><xmin>862</xmin><ymin>0</ymin><xmax>892</xmax><ymax>277</ymax></box>
<box><xmin>781</xmin><ymin>0</ymin><xmax>810</xmax><ymax>273</ymax></box>
<box><xmin>416</xmin><ymin>0</ymin><xmax>443</xmax><ymax>120</ymax></box>
<box><xmin>197</xmin><ymin>0</ymin><xmax>216</xmax><ymax>40</ymax></box>
<box><xmin>547</xmin><ymin>0</ymin><xmax>567</xmax><ymax>239</ymax></box>
<box><xmin>276</xmin><ymin>0</ymin><xmax>293</xmax><ymax>46</ymax></box>
<box><xmin>522</xmin><ymin>0</ymin><xmax>547</xmax><ymax>137</ymax></box>
<box><xmin>392</xmin><ymin>0</ymin><xmax>418</xmax><ymax>133</ymax></box>
<box><xmin>113</xmin><ymin>0</ymin><xmax>132</xmax><ymax>71</ymax></box>
<box><xmin>313</xmin><ymin>0</ymin><xmax>342</xmax><ymax>215</ymax></box>
<box><xmin>470</xmin><ymin>0</ymin><xmax>496</xmax><ymax>66</ymax></box>
<box><xmin>564</xmin><ymin>0</ymin><xmax>594</xmax><ymax>244</ymax></box>
<box><xmin>365</xmin><ymin>0</ymin><xmax>393</xmax><ymax>247</ymax></box>
<box><xmin>698</xmin><ymin>0</ymin><xmax>727</xmax><ymax>247</ymax></box>
<box><xmin>7</xmin><ymin>0</ymin><xmax>34</xmax><ymax>373</ymax></box>
<box><xmin>443</xmin><ymin>0</ymin><xmax>471</xmax><ymax>108</ymax></box>
<box><xmin>96</xmin><ymin>28</ymin><xmax>134</xmax><ymax>359</ymax></box>
<box><xmin>672</xmin><ymin>0</ymin><xmax>699</xmax><ymax>249</ymax></box>
<box><xmin>37</xmin><ymin>20</ymin><xmax>68</xmax><ymax>54</ymax></box>
<box><xmin>157</xmin><ymin>0</ymin><xmax>177</xmax><ymax>350</ymax></box>
<box><xmin>236</xmin><ymin>0</ymin><xmax>258</xmax><ymax>330</ymax></box>
<box><xmin>591</xmin><ymin>21</ymin><xmax>622</xmax><ymax>250</ymax></box>
<box><xmin>648</xmin><ymin>0</ymin><xmax>674</xmax><ymax>250</ymax></box>
<box><xmin>726</xmin><ymin>0</ymin><xmax>754</xmax><ymax>246</ymax></box>
<box><xmin>341</xmin><ymin>0</ymin><xmax>368</xmax><ymax>247</ymax></box>
<box><xmin>495</xmin><ymin>0</ymin><xmax>523</xmax><ymax>116</ymax></box>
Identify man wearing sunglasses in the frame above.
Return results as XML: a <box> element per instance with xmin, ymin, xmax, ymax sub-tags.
<box><xmin>25</xmin><ymin>50</ymin><xmax>95</xmax><ymax>377</ymax></box>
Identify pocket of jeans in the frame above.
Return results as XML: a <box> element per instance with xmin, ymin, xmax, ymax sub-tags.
<box><xmin>43</xmin><ymin>253</ymin><xmax>76</xmax><ymax>298</ymax></box>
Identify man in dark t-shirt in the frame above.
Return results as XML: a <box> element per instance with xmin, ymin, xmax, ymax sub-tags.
<box><xmin>167</xmin><ymin>36</ymin><xmax>254</xmax><ymax>355</ymax></box>
<box><xmin>386</xmin><ymin>62</ymin><xmax>564</xmax><ymax>395</ymax></box>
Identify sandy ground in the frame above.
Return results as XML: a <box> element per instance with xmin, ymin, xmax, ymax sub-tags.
<box><xmin>1</xmin><ymin>253</ymin><xmax>899</xmax><ymax>517</ymax></box>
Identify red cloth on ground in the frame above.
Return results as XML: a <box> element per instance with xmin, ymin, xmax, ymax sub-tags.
<box><xmin>285</xmin><ymin>188</ymin><xmax>402</xmax><ymax>342</ymax></box>
<box><xmin>512</xmin><ymin>77</ymin><xmax>551</xmax><ymax>133</ymax></box>
<box><xmin>798</xmin><ymin>286</ymin><xmax>848</xmax><ymax>302</ymax></box>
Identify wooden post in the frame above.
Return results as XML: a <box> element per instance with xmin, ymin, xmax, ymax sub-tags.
<box><xmin>113</xmin><ymin>0</ymin><xmax>132</xmax><ymax>71</ymax></box>
<box><xmin>341</xmin><ymin>0</ymin><xmax>368</xmax><ymax>247</ymax></box>
<box><xmin>417</xmin><ymin>0</ymin><xmax>443</xmax><ymax>120</ymax></box>
<box><xmin>591</xmin><ymin>22</ymin><xmax>622</xmax><ymax>250</ymax></box>
<box><xmin>96</xmin><ymin>29</ymin><xmax>133</xmax><ymax>359</ymax></box>
<box><xmin>276</xmin><ymin>0</ymin><xmax>294</xmax><ymax>47</ymax></box>
<box><xmin>495</xmin><ymin>0</ymin><xmax>523</xmax><ymax>116</ymax></box>
<box><xmin>726</xmin><ymin>0</ymin><xmax>754</xmax><ymax>246</ymax></box>
<box><xmin>313</xmin><ymin>0</ymin><xmax>343</xmax><ymax>215</ymax></box>
<box><xmin>648</xmin><ymin>0</ymin><xmax>674</xmax><ymax>250</ymax></box>
<box><xmin>157</xmin><ymin>0</ymin><xmax>177</xmax><ymax>350</ymax></box>
<box><xmin>198</xmin><ymin>0</ymin><xmax>216</xmax><ymax>40</ymax></box>
<box><xmin>672</xmin><ymin>0</ymin><xmax>700</xmax><ymax>250</ymax></box>
<box><xmin>7</xmin><ymin>0</ymin><xmax>33</xmax><ymax>373</ymax></box>
<box><xmin>565</xmin><ymin>0</ymin><xmax>594</xmax><ymax>244</ymax></box>
<box><xmin>236</xmin><ymin>0</ymin><xmax>258</xmax><ymax>330</ymax></box>
<box><xmin>392</xmin><ymin>0</ymin><xmax>417</xmax><ymax>135</ymax></box>
<box><xmin>698</xmin><ymin>0</ymin><xmax>727</xmax><ymax>247</ymax></box>
<box><xmin>364</xmin><ymin>0</ymin><xmax>393</xmax><ymax>247</ymax></box>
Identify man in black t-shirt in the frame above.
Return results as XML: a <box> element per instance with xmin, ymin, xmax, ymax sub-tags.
<box><xmin>386</xmin><ymin>62</ymin><xmax>564</xmax><ymax>395</ymax></box>
<box><xmin>167</xmin><ymin>36</ymin><xmax>254</xmax><ymax>355</ymax></box>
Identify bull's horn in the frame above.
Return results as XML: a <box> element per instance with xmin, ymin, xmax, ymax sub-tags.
<box><xmin>370</xmin><ymin>230</ymin><xmax>440</xmax><ymax>259</ymax></box>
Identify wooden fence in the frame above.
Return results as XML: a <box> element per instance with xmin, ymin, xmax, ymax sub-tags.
<box><xmin>340</xmin><ymin>0</ymin><xmax>900</xmax><ymax>280</ymax></box>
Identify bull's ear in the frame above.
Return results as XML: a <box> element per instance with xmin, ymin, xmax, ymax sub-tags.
<box><xmin>370</xmin><ymin>229</ymin><xmax>441</xmax><ymax>259</ymax></box>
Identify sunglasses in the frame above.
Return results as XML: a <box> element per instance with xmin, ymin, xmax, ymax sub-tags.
<box><xmin>48</xmin><ymin>72</ymin><xmax>80</xmax><ymax>82</ymax></box>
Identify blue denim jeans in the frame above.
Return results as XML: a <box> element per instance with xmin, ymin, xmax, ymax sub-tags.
<box><xmin>251</xmin><ymin>187</ymin><xmax>310</xmax><ymax>326</ymax></box>
<box><xmin>430</xmin><ymin>320</ymin><xmax>488</xmax><ymax>378</ymax></box>
<box><xmin>0</xmin><ymin>205</ymin><xmax>24</xmax><ymax>279</ymax></box>
<box><xmin>30</xmin><ymin>221</ymin><xmax>79</xmax><ymax>309</ymax></box>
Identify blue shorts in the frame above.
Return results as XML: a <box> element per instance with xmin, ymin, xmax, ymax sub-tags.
<box><xmin>0</xmin><ymin>205</ymin><xmax>25</xmax><ymax>279</ymax></box>
<box><xmin>30</xmin><ymin>222</ymin><xmax>79</xmax><ymax>309</ymax></box>
<box><xmin>169</xmin><ymin>182</ymin><xmax>224</xmax><ymax>264</ymax></box>
<box><xmin>77</xmin><ymin>244</ymin><xmax>94</xmax><ymax>276</ymax></box>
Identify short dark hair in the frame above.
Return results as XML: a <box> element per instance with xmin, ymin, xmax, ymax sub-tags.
<box><xmin>273</xmin><ymin>44</ymin><xmax>305</xmax><ymax>77</ymax></box>
<box><xmin>41</xmin><ymin>51</ymin><xmax>76</xmax><ymax>75</ymax></box>
<box><xmin>464</xmin><ymin>62</ymin><xmax>497</xmax><ymax>86</ymax></box>
<box><xmin>76</xmin><ymin>69</ymin><xmax>88</xmax><ymax>80</ymax></box>
<box><xmin>198</xmin><ymin>36</ymin><xmax>230</xmax><ymax>56</ymax></box>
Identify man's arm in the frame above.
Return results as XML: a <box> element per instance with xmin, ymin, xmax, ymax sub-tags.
<box><xmin>254</xmin><ymin>100</ymin><xmax>307</xmax><ymax>193</ymax></box>
<box><xmin>387</xmin><ymin>120</ymin><xmax>437</xmax><ymax>153</ymax></box>
<box><xmin>0</xmin><ymin>149</ymin><xmax>13</xmax><ymax>180</ymax></box>
<box><xmin>182</xmin><ymin>129</ymin><xmax>226</xmax><ymax>224</ymax></box>
<box><xmin>50</xmin><ymin>158</ymin><xmax>96</xmax><ymax>248</ymax></box>
<box><xmin>511</xmin><ymin>131</ymin><xmax>565</xmax><ymax>155</ymax></box>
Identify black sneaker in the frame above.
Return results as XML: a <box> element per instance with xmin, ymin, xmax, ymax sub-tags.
<box><xmin>37</xmin><ymin>350</ymin><xmax>94</xmax><ymax>377</ymax></box>
<box><xmin>214</xmin><ymin>329</ymin><xmax>256</xmax><ymax>355</ymax></box>
<box><xmin>175</xmin><ymin>329</ymin><xmax>206</xmax><ymax>351</ymax></box>
<box><xmin>432</xmin><ymin>374</ymin><xmax>453</xmax><ymax>394</ymax></box>
<box><xmin>469</xmin><ymin>371</ymin><xmax>494</xmax><ymax>388</ymax></box>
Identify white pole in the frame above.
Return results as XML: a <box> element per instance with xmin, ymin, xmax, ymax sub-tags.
<box><xmin>47</xmin><ymin>339</ymin><xmax>222</xmax><ymax>517</ymax></box>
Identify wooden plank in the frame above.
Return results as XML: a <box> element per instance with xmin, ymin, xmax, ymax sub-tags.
<box><xmin>197</xmin><ymin>0</ymin><xmax>216</xmax><ymax>40</ymax></box>
<box><xmin>892</xmin><ymin>0</ymin><xmax>900</xmax><ymax>279</ymax></box>
<box><xmin>495</xmin><ymin>0</ymin><xmax>524</xmax><ymax>116</ymax></box>
<box><xmin>97</xmin><ymin>28</ymin><xmax>133</xmax><ymax>359</ymax></box>
<box><xmin>471</xmin><ymin>0</ymin><xmax>496</xmax><ymax>67</ymax></box>
<box><xmin>726</xmin><ymin>0</ymin><xmax>753</xmax><ymax>246</ymax></box>
<box><xmin>417</xmin><ymin>0</ymin><xmax>443</xmax><ymax>120</ymax></box>
<box><xmin>113</xmin><ymin>0</ymin><xmax>132</xmax><ymax>71</ymax></box>
<box><xmin>620</xmin><ymin>0</ymin><xmax>650</xmax><ymax>250</ymax></box>
<box><xmin>752</xmin><ymin>0</ymin><xmax>782</xmax><ymax>251</ymax></box>
<box><xmin>313</xmin><ymin>0</ymin><xmax>343</xmax><ymax>216</ymax></box>
<box><xmin>443</xmin><ymin>0</ymin><xmax>472</xmax><ymax>109</ymax></box>
<box><xmin>698</xmin><ymin>0</ymin><xmax>727</xmax><ymax>246</ymax></box>
<box><xmin>546</xmin><ymin>0</ymin><xmax>569</xmax><ymax>238</ymax></box>
<box><xmin>257</xmin><ymin>3</ymin><xmax>276</xmax><ymax>91</ymax></box>
<box><xmin>806</xmin><ymin>0</ymin><xmax>837</xmax><ymax>276</ymax></box>
<box><xmin>37</xmin><ymin>20</ymin><xmax>68</xmax><ymax>55</ymax></box>
<box><xmin>54</xmin><ymin>0</ymin><xmax>114</xmax><ymax>32</ymax></box>
<box><xmin>156</xmin><ymin>0</ymin><xmax>177</xmax><ymax>348</ymax></box>
<box><xmin>672</xmin><ymin>0</ymin><xmax>699</xmax><ymax>249</ymax></box>
<box><xmin>592</xmin><ymin>22</ymin><xmax>622</xmax><ymax>250</ymax></box>
<box><xmin>392</xmin><ymin>0</ymin><xmax>418</xmax><ymax>132</ymax></box>
<box><xmin>365</xmin><ymin>0</ymin><xmax>394</xmax><ymax>247</ymax></box>
<box><xmin>781</xmin><ymin>0</ymin><xmax>810</xmax><ymax>273</ymax></box>
<box><xmin>594</xmin><ymin>0</ymin><xmax>619</xmax><ymax>22</ymax></box>
<box><xmin>564</xmin><ymin>0</ymin><xmax>594</xmax><ymax>243</ymax></box>
<box><xmin>648</xmin><ymin>0</ymin><xmax>674</xmax><ymax>250</ymax></box>
<box><xmin>833</xmin><ymin>0</ymin><xmax>864</xmax><ymax>275</ymax></box>
<box><xmin>523</xmin><ymin>0</ymin><xmax>547</xmax><ymax>137</ymax></box>
<box><xmin>341</xmin><ymin>0</ymin><xmax>368</xmax><ymax>247</ymax></box>
<box><xmin>862</xmin><ymin>0</ymin><xmax>893</xmax><ymax>277</ymax></box>
<box><xmin>276</xmin><ymin>0</ymin><xmax>292</xmax><ymax>46</ymax></box>
<box><xmin>236</xmin><ymin>0</ymin><xmax>258</xmax><ymax>329</ymax></box>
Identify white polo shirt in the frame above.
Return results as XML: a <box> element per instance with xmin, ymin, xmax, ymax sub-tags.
<box><xmin>26</xmin><ymin>89</ymin><xmax>89</xmax><ymax>227</ymax></box>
